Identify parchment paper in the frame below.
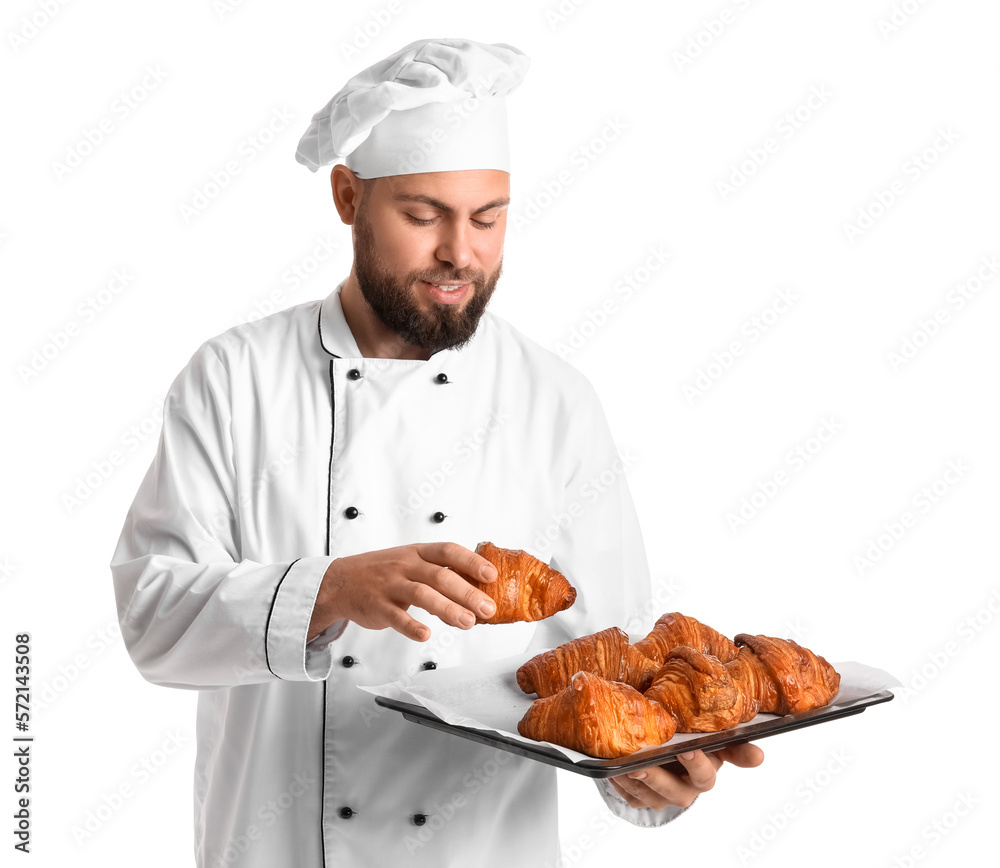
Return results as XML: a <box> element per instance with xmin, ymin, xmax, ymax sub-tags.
<box><xmin>360</xmin><ymin>651</ymin><xmax>901</xmax><ymax>764</ymax></box>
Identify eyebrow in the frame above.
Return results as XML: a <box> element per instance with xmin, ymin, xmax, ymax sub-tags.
<box><xmin>392</xmin><ymin>193</ymin><xmax>510</xmax><ymax>215</ymax></box>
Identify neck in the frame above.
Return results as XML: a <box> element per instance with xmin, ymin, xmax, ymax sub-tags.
<box><xmin>339</xmin><ymin>271</ymin><xmax>432</xmax><ymax>360</ymax></box>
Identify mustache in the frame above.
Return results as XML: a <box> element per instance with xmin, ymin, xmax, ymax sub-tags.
<box><xmin>417</xmin><ymin>273</ymin><xmax>480</xmax><ymax>284</ymax></box>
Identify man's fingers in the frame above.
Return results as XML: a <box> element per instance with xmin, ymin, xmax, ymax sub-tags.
<box><xmin>406</xmin><ymin>581</ymin><xmax>479</xmax><ymax>629</ymax></box>
<box><xmin>384</xmin><ymin>605</ymin><xmax>430</xmax><ymax>642</ymax></box>
<box><xmin>609</xmin><ymin>777</ymin><xmax>653</xmax><ymax>809</ymax></box>
<box><xmin>412</xmin><ymin>561</ymin><xmax>497</xmax><ymax>622</ymax></box>
<box><xmin>422</xmin><ymin>541</ymin><xmax>498</xmax><ymax>583</ymax></box>
<box><xmin>717</xmin><ymin>742</ymin><xmax>765</xmax><ymax>768</ymax></box>
<box><xmin>673</xmin><ymin>751</ymin><xmax>718</xmax><ymax>791</ymax></box>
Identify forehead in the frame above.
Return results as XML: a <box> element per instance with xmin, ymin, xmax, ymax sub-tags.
<box><xmin>373</xmin><ymin>169</ymin><xmax>510</xmax><ymax>209</ymax></box>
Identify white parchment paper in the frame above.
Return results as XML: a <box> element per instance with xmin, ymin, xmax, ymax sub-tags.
<box><xmin>360</xmin><ymin>651</ymin><xmax>902</xmax><ymax>764</ymax></box>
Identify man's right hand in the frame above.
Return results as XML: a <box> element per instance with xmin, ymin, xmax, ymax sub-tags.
<box><xmin>307</xmin><ymin>542</ymin><xmax>499</xmax><ymax>642</ymax></box>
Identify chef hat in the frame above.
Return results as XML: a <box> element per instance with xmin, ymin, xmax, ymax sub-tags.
<box><xmin>294</xmin><ymin>37</ymin><xmax>530</xmax><ymax>178</ymax></box>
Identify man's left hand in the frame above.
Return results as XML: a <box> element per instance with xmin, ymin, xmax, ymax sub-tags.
<box><xmin>608</xmin><ymin>742</ymin><xmax>764</xmax><ymax>810</ymax></box>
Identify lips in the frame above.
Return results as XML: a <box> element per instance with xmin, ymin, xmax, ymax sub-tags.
<box><xmin>421</xmin><ymin>280</ymin><xmax>471</xmax><ymax>305</ymax></box>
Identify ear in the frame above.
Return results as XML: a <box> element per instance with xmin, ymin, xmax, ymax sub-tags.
<box><xmin>331</xmin><ymin>165</ymin><xmax>364</xmax><ymax>225</ymax></box>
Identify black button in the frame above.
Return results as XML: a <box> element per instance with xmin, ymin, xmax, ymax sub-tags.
<box><xmin>434</xmin><ymin>373</ymin><xmax>449</xmax><ymax>384</ymax></box>
<box><xmin>412</xmin><ymin>813</ymin><xmax>427</xmax><ymax>826</ymax></box>
<box><xmin>344</xmin><ymin>506</ymin><xmax>359</xmax><ymax>519</ymax></box>
<box><xmin>421</xmin><ymin>661</ymin><xmax>437</xmax><ymax>671</ymax></box>
<box><xmin>342</xmin><ymin>656</ymin><xmax>357</xmax><ymax>668</ymax></box>
<box><xmin>339</xmin><ymin>807</ymin><xmax>355</xmax><ymax>819</ymax></box>
<box><xmin>432</xmin><ymin>511</ymin><xmax>446</xmax><ymax>523</ymax></box>
<box><xmin>347</xmin><ymin>368</ymin><xmax>361</xmax><ymax>380</ymax></box>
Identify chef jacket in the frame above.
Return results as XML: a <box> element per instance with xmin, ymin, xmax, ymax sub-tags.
<box><xmin>111</xmin><ymin>278</ymin><xmax>687</xmax><ymax>868</ymax></box>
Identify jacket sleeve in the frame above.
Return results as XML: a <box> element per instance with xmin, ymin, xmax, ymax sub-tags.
<box><xmin>529</xmin><ymin>375</ymin><xmax>653</xmax><ymax>651</ymax></box>
<box><xmin>110</xmin><ymin>341</ymin><xmax>344</xmax><ymax>690</ymax></box>
<box><xmin>530</xmin><ymin>375</ymin><xmax>692</xmax><ymax>828</ymax></box>
<box><xmin>594</xmin><ymin>779</ymin><xmax>693</xmax><ymax>827</ymax></box>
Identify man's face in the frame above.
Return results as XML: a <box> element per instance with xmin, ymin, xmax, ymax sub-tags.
<box><xmin>351</xmin><ymin>169</ymin><xmax>509</xmax><ymax>354</ymax></box>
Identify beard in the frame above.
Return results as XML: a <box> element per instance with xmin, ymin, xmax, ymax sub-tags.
<box><xmin>351</xmin><ymin>197</ymin><xmax>502</xmax><ymax>355</ymax></box>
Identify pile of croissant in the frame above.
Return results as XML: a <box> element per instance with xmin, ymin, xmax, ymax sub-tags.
<box><xmin>516</xmin><ymin>613</ymin><xmax>842</xmax><ymax>759</ymax></box>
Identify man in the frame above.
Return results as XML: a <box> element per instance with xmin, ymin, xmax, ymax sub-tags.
<box><xmin>111</xmin><ymin>38</ymin><xmax>761</xmax><ymax>867</ymax></box>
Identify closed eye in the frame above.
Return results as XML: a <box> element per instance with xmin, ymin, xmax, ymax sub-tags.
<box><xmin>406</xmin><ymin>214</ymin><xmax>499</xmax><ymax>230</ymax></box>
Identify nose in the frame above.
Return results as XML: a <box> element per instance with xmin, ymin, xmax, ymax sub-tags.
<box><xmin>434</xmin><ymin>220</ymin><xmax>473</xmax><ymax>271</ymax></box>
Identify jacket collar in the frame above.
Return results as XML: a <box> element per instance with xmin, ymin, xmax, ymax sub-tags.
<box><xmin>318</xmin><ymin>276</ymin><xmax>485</xmax><ymax>362</ymax></box>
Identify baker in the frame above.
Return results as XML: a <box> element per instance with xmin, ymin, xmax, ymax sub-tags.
<box><xmin>111</xmin><ymin>37</ymin><xmax>762</xmax><ymax>867</ymax></box>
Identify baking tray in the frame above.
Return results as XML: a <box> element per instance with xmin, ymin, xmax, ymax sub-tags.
<box><xmin>375</xmin><ymin>689</ymin><xmax>894</xmax><ymax>778</ymax></box>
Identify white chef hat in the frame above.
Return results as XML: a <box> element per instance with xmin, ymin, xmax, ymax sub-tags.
<box><xmin>294</xmin><ymin>37</ymin><xmax>530</xmax><ymax>178</ymax></box>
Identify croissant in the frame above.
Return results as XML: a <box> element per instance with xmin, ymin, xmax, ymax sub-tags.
<box><xmin>644</xmin><ymin>646</ymin><xmax>756</xmax><ymax>732</ymax></box>
<box><xmin>728</xmin><ymin>634</ymin><xmax>841</xmax><ymax>715</ymax></box>
<box><xmin>518</xmin><ymin>671</ymin><xmax>677</xmax><ymax>758</ymax></box>
<box><xmin>474</xmin><ymin>542</ymin><xmax>576</xmax><ymax>624</ymax></box>
<box><xmin>634</xmin><ymin>612</ymin><xmax>739</xmax><ymax>664</ymax></box>
<box><xmin>516</xmin><ymin>627</ymin><xmax>660</xmax><ymax>697</ymax></box>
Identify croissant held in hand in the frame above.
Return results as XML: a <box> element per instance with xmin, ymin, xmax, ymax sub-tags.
<box><xmin>473</xmin><ymin>542</ymin><xmax>576</xmax><ymax>624</ymax></box>
<box><xmin>728</xmin><ymin>634</ymin><xmax>841</xmax><ymax>715</ymax></box>
<box><xmin>518</xmin><ymin>671</ymin><xmax>677</xmax><ymax>759</ymax></box>
<box><xmin>634</xmin><ymin>612</ymin><xmax>739</xmax><ymax>665</ymax></box>
<box><xmin>516</xmin><ymin>627</ymin><xmax>660</xmax><ymax>697</ymax></box>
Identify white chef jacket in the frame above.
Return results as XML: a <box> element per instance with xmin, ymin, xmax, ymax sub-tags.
<box><xmin>111</xmin><ymin>278</ymin><xmax>686</xmax><ymax>868</ymax></box>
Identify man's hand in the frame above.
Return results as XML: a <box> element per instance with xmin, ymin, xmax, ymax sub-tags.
<box><xmin>308</xmin><ymin>542</ymin><xmax>498</xmax><ymax>642</ymax></box>
<box><xmin>608</xmin><ymin>743</ymin><xmax>764</xmax><ymax>810</ymax></box>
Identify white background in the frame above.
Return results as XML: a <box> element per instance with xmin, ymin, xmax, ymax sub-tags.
<box><xmin>3</xmin><ymin>0</ymin><xmax>998</xmax><ymax>865</ymax></box>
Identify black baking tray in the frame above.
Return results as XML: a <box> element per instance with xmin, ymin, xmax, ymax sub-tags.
<box><xmin>374</xmin><ymin>690</ymin><xmax>894</xmax><ymax>778</ymax></box>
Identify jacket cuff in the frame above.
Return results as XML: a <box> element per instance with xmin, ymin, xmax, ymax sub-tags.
<box><xmin>265</xmin><ymin>556</ymin><xmax>339</xmax><ymax>681</ymax></box>
<box><xmin>594</xmin><ymin>777</ymin><xmax>694</xmax><ymax>828</ymax></box>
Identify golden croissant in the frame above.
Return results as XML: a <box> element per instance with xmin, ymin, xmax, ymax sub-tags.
<box><xmin>634</xmin><ymin>612</ymin><xmax>739</xmax><ymax>664</ymax></box>
<box><xmin>518</xmin><ymin>671</ymin><xmax>677</xmax><ymax>758</ymax></box>
<box><xmin>516</xmin><ymin>627</ymin><xmax>660</xmax><ymax>697</ymax></box>
<box><xmin>645</xmin><ymin>646</ymin><xmax>757</xmax><ymax>732</ymax></box>
<box><xmin>727</xmin><ymin>634</ymin><xmax>841</xmax><ymax>715</ymax></box>
<box><xmin>474</xmin><ymin>542</ymin><xmax>576</xmax><ymax>624</ymax></box>
<box><xmin>644</xmin><ymin>635</ymin><xmax>841</xmax><ymax>731</ymax></box>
